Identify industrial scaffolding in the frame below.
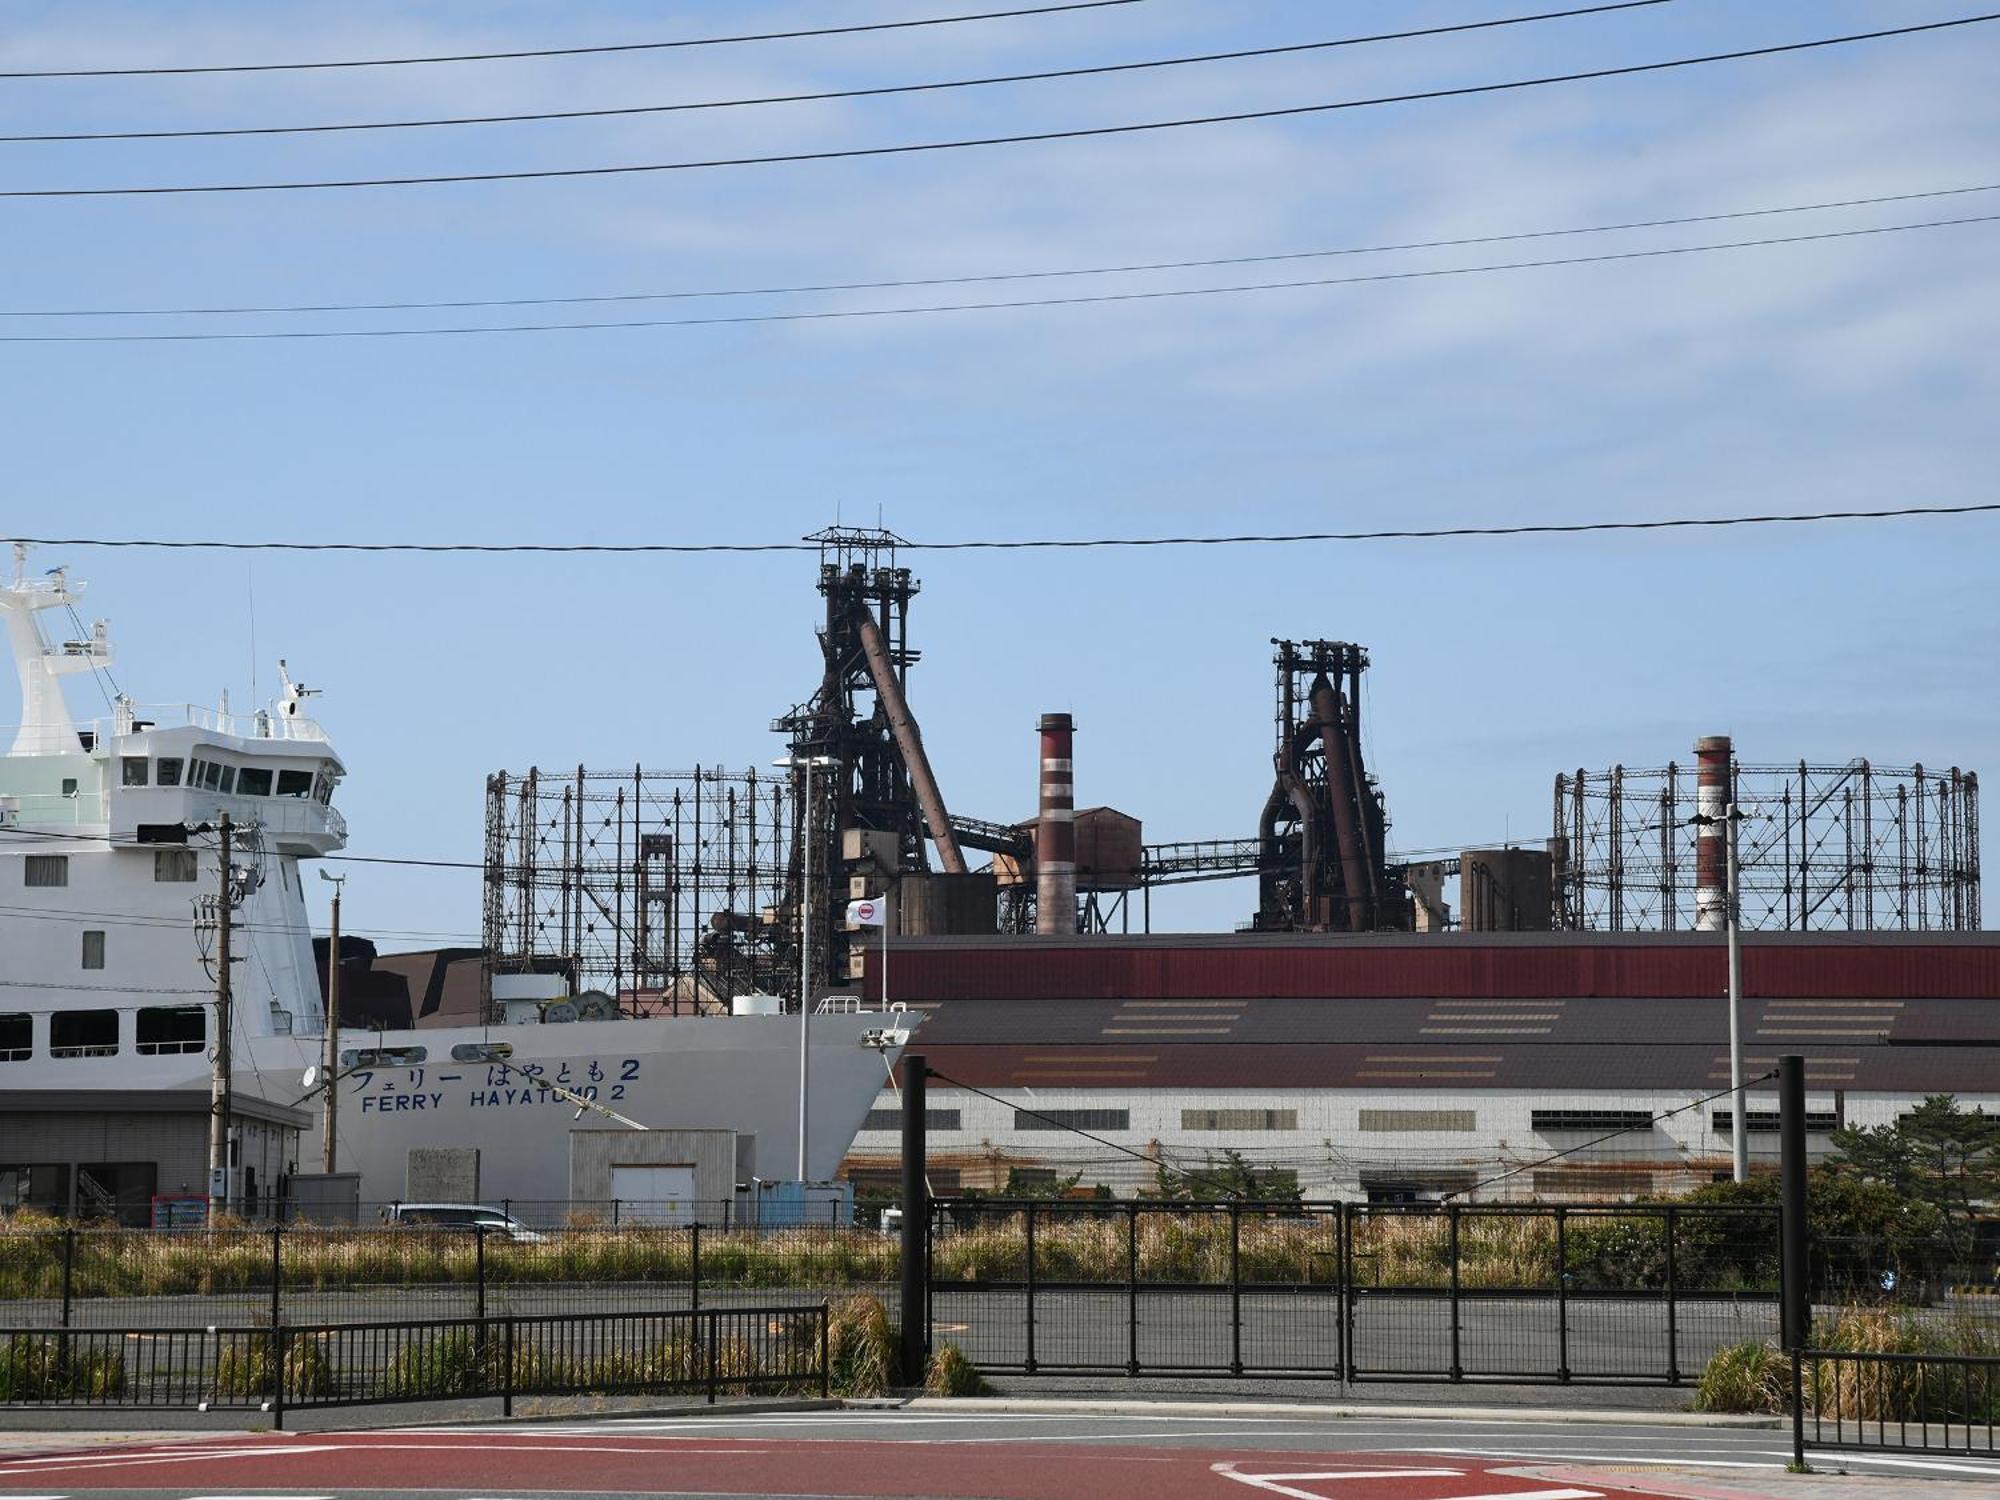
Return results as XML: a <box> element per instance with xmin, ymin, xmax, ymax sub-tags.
<box><xmin>1552</xmin><ymin>760</ymin><xmax>1980</xmax><ymax>932</ymax></box>
<box><xmin>482</xmin><ymin>765</ymin><xmax>795</xmax><ymax>1010</ymax></box>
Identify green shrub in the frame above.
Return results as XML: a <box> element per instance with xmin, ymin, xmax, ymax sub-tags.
<box><xmin>1694</xmin><ymin>1340</ymin><xmax>1788</xmax><ymax>1414</ymax></box>
<box><xmin>213</xmin><ymin>1333</ymin><xmax>336</xmax><ymax>1401</ymax></box>
<box><xmin>924</xmin><ymin>1341</ymin><xmax>990</xmax><ymax>1398</ymax></box>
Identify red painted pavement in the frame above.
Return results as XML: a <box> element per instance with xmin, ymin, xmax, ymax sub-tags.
<box><xmin>0</xmin><ymin>1428</ymin><xmax>1687</xmax><ymax>1500</ymax></box>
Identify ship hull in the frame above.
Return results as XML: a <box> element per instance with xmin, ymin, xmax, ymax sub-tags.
<box><xmin>249</xmin><ymin>1011</ymin><xmax>905</xmax><ymax>1207</ymax></box>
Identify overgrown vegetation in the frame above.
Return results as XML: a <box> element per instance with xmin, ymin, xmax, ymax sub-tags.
<box><xmin>1694</xmin><ymin>1309</ymin><xmax>2000</xmax><ymax>1419</ymax></box>
<box><xmin>924</xmin><ymin>1340</ymin><xmax>990</xmax><ymax>1397</ymax></box>
<box><xmin>0</xmin><ymin>1333</ymin><xmax>125</xmax><ymax>1401</ymax></box>
<box><xmin>825</xmin><ymin>1295</ymin><xmax>898</xmax><ymax>1395</ymax></box>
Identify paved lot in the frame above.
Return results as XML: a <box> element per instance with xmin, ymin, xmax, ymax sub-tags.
<box><xmin>0</xmin><ymin>1408</ymin><xmax>1995</xmax><ymax>1499</ymax></box>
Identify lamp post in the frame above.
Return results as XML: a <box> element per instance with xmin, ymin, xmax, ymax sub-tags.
<box><xmin>1725</xmin><ymin>802</ymin><xmax>1747</xmax><ymax>1183</ymax></box>
<box><xmin>318</xmin><ymin>869</ymin><xmax>345</xmax><ymax>1175</ymax></box>
<box><xmin>775</xmin><ymin>753</ymin><xmax>838</xmax><ymax>1183</ymax></box>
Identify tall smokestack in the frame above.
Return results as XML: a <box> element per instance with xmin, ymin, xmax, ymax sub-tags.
<box><xmin>1037</xmin><ymin>713</ymin><xmax>1077</xmax><ymax>936</ymax></box>
<box><xmin>1694</xmin><ymin>734</ymin><xmax>1732</xmax><ymax>931</ymax></box>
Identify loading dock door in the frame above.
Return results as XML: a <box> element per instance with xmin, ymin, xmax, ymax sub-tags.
<box><xmin>610</xmin><ymin>1163</ymin><xmax>697</xmax><ymax>1225</ymax></box>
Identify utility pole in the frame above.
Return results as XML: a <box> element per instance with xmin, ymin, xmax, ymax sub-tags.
<box><xmin>776</xmin><ymin>752</ymin><xmax>837</xmax><ymax>1183</ymax></box>
<box><xmin>208</xmin><ymin>814</ymin><xmax>234</xmax><ymax>1219</ymax></box>
<box><xmin>1726</xmin><ymin>802</ymin><xmax>1748</xmax><ymax>1183</ymax></box>
<box><xmin>319</xmin><ymin>870</ymin><xmax>344</xmax><ymax>1175</ymax></box>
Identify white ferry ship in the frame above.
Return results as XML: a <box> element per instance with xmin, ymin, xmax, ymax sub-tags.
<box><xmin>0</xmin><ymin>548</ymin><xmax>910</xmax><ymax>1223</ymax></box>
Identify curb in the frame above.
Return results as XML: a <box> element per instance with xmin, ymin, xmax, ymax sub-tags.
<box><xmin>899</xmin><ymin>1396</ymin><xmax>1784</xmax><ymax>1429</ymax></box>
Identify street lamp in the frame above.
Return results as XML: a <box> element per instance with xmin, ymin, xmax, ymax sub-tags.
<box><xmin>774</xmin><ymin>753</ymin><xmax>838</xmax><ymax>1183</ymax></box>
<box><xmin>318</xmin><ymin>869</ymin><xmax>345</xmax><ymax>1174</ymax></box>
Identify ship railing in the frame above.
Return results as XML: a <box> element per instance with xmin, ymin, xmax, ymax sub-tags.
<box><xmin>140</xmin><ymin>702</ymin><xmax>332</xmax><ymax>743</ymax></box>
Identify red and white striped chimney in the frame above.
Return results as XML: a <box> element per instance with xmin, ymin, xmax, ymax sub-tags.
<box><xmin>1036</xmin><ymin>713</ymin><xmax>1076</xmax><ymax>936</ymax></box>
<box><xmin>1694</xmin><ymin>734</ymin><xmax>1732</xmax><ymax>931</ymax></box>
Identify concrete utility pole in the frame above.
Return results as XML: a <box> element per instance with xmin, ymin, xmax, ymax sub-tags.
<box><xmin>1726</xmin><ymin>802</ymin><xmax>1748</xmax><ymax>1183</ymax></box>
<box><xmin>319</xmin><ymin>870</ymin><xmax>344</xmax><ymax>1175</ymax></box>
<box><xmin>207</xmin><ymin>814</ymin><xmax>234</xmax><ymax>1218</ymax></box>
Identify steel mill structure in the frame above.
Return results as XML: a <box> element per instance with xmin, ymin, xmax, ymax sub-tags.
<box><xmin>478</xmin><ymin>531</ymin><xmax>1985</xmax><ymax>1026</ymax></box>
<box><xmin>481</xmin><ymin>765</ymin><xmax>797</xmax><ymax>1012</ymax></box>
<box><xmin>1255</xmin><ymin>639</ymin><xmax>1412</xmax><ymax>933</ymax></box>
<box><xmin>1552</xmin><ymin>743</ymin><xmax>1980</xmax><ymax>933</ymax></box>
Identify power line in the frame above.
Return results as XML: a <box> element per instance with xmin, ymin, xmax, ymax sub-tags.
<box><xmin>0</xmin><ymin>2</ymin><xmax>1146</xmax><ymax>80</ymax></box>
<box><xmin>7</xmin><ymin>210</ymin><xmax>1993</xmax><ymax>341</ymax></box>
<box><xmin>10</xmin><ymin>502</ymin><xmax>1999</xmax><ymax>558</ymax></box>
<box><xmin>929</xmin><ymin>1067</ymin><xmax>1254</xmax><ymax>1200</ymax></box>
<box><xmin>1441</xmin><ymin>1070</ymin><xmax>1778</xmax><ymax>1201</ymax></box>
<box><xmin>0</xmin><ymin>4</ymin><xmax>1672</xmax><ymax>144</ymax></box>
<box><xmin>8</xmin><ymin>14</ymin><xmax>1993</xmax><ymax>199</ymax></box>
<box><xmin>9</xmin><ymin>179</ymin><xmax>1989</xmax><ymax>321</ymax></box>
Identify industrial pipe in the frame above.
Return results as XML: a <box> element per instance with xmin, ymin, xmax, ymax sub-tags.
<box><xmin>1694</xmin><ymin>735</ymin><xmax>1732</xmax><ymax>931</ymax></box>
<box><xmin>853</xmin><ymin>609</ymin><xmax>968</xmax><ymax>875</ymax></box>
<box><xmin>1036</xmin><ymin>713</ymin><xmax>1077</xmax><ymax>935</ymax></box>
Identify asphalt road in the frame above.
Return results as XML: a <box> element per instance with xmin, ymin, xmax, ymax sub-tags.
<box><xmin>2</xmin><ymin>1408</ymin><xmax>1997</xmax><ymax>1499</ymax></box>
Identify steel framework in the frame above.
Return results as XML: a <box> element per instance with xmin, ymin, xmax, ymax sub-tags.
<box><xmin>482</xmin><ymin>765</ymin><xmax>794</xmax><ymax>1010</ymax></box>
<box><xmin>1552</xmin><ymin>760</ymin><xmax>1979</xmax><ymax>931</ymax></box>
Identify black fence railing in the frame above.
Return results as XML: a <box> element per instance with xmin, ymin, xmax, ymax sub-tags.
<box><xmin>0</xmin><ymin>1305</ymin><xmax>829</xmax><ymax>1421</ymax></box>
<box><xmin>1793</xmin><ymin>1348</ymin><xmax>1999</xmax><ymax>1461</ymax></box>
<box><xmin>0</xmin><ymin>1224</ymin><xmax>897</xmax><ymax>1331</ymax></box>
<box><xmin>927</xmin><ymin>1199</ymin><xmax>1783</xmax><ymax>1385</ymax></box>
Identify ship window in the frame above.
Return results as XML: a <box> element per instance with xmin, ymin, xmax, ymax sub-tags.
<box><xmin>156</xmin><ymin>757</ymin><xmax>183</xmax><ymax>787</ymax></box>
<box><xmin>81</xmin><ymin>930</ymin><xmax>105</xmax><ymax>970</ymax></box>
<box><xmin>137</xmin><ymin>1006</ymin><xmax>205</xmax><ymax>1055</ymax></box>
<box><xmin>0</xmin><ymin>1012</ymin><xmax>29</xmax><ymax>1061</ymax></box>
<box><xmin>340</xmin><ymin>1046</ymin><xmax>427</xmax><ymax>1068</ymax></box>
<box><xmin>60</xmin><ymin>778</ymin><xmax>78</xmax><ymax>797</ymax></box>
<box><xmin>236</xmin><ymin>766</ymin><xmax>273</xmax><ymax>797</ymax></box>
<box><xmin>201</xmin><ymin>761</ymin><xmax>223</xmax><ymax>791</ymax></box>
<box><xmin>276</xmin><ymin>769</ymin><xmax>313</xmax><ymax>799</ymax></box>
<box><xmin>50</xmin><ymin>1009</ymin><xmax>118</xmax><ymax>1058</ymax></box>
<box><xmin>24</xmin><ymin>855</ymin><xmax>68</xmax><ymax>888</ymax></box>
<box><xmin>121</xmin><ymin>757</ymin><xmax>149</xmax><ymax>787</ymax></box>
<box><xmin>217</xmin><ymin>765</ymin><xmax>236</xmax><ymax>794</ymax></box>
<box><xmin>449</xmin><ymin>1042</ymin><xmax>514</xmax><ymax>1063</ymax></box>
<box><xmin>154</xmin><ymin>849</ymin><xmax>198</xmax><ymax>883</ymax></box>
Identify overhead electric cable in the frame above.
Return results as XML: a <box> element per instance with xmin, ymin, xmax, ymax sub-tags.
<box><xmin>11</xmin><ymin>503</ymin><xmax>1998</xmax><ymax>556</ymax></box>
<box><xmin>929</xmin><ymin>1067</ymin><xmax>1255</xmax><ymax>1200</ymax></box>
<box><xmin>9</xmin><ymin>178</ymin><xmax>1988</xmax><ymax>320</ymax></box>
<box><xmin>0</xmin><ymin>1</ymin><xmax>1146</xmax><ymax>79</ymax></box>
<box><xmin>0</xmin><ymin>4</ymin><xmax>1672</xmax><ymax>144</ymax></box>
<box><xmin>5</xmin><ymin>211</ymin><xmax>1992</xmax><ymax>340</ymax></box>
<box><xmin>1441</xmin><ymin>1070</ymin><xmax>1779</xmax><ymax>1200</ymax></box>
<box><xmin>5</xmin><ymin>13</ymin><xmax>1992</xmax><ymax>198</ymax></box>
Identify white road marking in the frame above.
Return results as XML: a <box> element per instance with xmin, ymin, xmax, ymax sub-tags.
<box><xmin>1212</xmin><ymin>1463</ymin><xmax>1467</xmax><ymax>1499</ymax></box>
<box><xmin>1432</xmin><ymin>1492</ymin><xmax>1601</xmax><ymax>1500</ymax></box>
<box><xmin>0</xmin><ymin>1448</ymin><xmax>342</xmax><ymax>1477</ymax></box>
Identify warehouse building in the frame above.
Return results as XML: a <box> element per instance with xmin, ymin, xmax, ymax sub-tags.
<box><xmin>839</xmin><ymin>931</ymin><xmax>2000</xmax><ymax>1201</ymax></box>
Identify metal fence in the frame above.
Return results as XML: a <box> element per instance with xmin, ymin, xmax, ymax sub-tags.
<box><xmin>0</xmin><ymin>1224</ymin><xmax>897</xmax><ymax>1331</ymax></box>
<box><xmin>0</xmin><ymin>1305</ymin><xmax>828</xmax><ymax>1421</ymax></box>
<box><xmin>927</xmin><ymin>1199</ymin><xmax>1783</xmax><ymax>1385</ymax></box>
<box><xmin>1793</xmin><ymin>1348</ymin><xmax>1999</xmax><ymax>1461</ymax></box>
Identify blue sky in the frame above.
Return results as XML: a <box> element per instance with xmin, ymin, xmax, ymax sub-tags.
<box><xmin>3</xmin><ymin>0</ymin><xmax>1995</xmax><ymax>948</ymax></box>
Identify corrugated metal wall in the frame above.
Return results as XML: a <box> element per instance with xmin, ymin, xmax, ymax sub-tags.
<box><xmin>872</xmin><ymin>936</ymin><xmax>2000</xmax><ymax>1002</ymax></box>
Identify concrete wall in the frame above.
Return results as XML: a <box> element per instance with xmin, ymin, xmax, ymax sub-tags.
<box><xmin>566</xmin><ymin>1127</ymin><xmax>737</xmax><ymax>1206</ymax></box>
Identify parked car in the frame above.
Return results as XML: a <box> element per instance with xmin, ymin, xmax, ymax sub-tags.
<box><xmin>381</xmin><ymin>1203</ymin><xmax>546</xmax><ymax>1242</ymax></box>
